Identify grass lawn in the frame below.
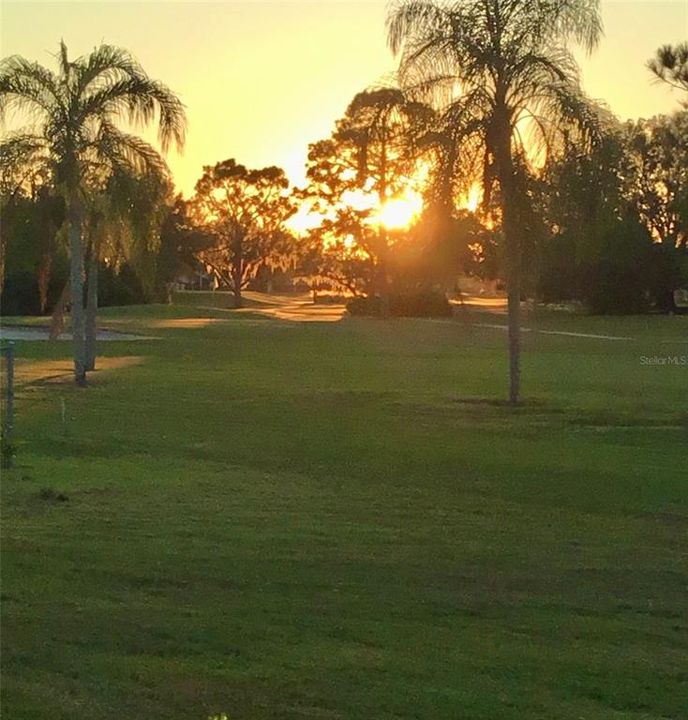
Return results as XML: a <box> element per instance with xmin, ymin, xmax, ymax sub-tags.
<box><xmin>1</xmin><ymin>297</ymin><xmax>687</xmax><ymax>719</ymax></box>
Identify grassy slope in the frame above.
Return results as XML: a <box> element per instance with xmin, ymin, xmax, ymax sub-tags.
<box><xmin>1</xmin><ymin>301</ymin><xmax>687</xmax><ymax>720</ymax></box>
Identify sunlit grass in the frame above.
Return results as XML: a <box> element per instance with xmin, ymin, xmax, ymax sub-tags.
<box><xmin>14</xmin><ymin>356</ymin><xmax>145</xmax><ymax>386</ymax></box>
<box><xmin>1</xmin><ymin>300</ymin><xmax>686</xmax><ymax>719</ymax></box>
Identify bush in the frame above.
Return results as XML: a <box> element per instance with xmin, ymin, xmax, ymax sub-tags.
<box><xmin>537</xmin><ymin>218</ymin><xmax>688</xmax><ymax>314</ymax></box>
<box><xmin>584</xmin><ymin>221</ymin><xmax>655</xmax><ymax>314</ymax></box>
<box><xmin>0</xmin><ymin>259</ymin><xmax>151</xmax><ymax>315</ymax></box>
<box><xmin>390</xmin><ymin>289</ymin><xmax>453</xmax><ymax>317</ymax></box>
<box><xmin>97</xmin><ymin>262</ymin><xmax>152</xmax><ymax>307</ymax></box>
<box><xmin>0</xmin><ymin>271</ymin><xmax>43</xmax><ymax>316</ymax></box>
<box><xmin>538</xmin><ymin>234</ymin><xmax>579</xmax><ymax>304</ymax></box>
<box><xmin>346</xmin><ymin>295</ymin><xmax>385</xmax><ymax>317</ymax></box>
<box><xmin>347</xmin><ymin>289</ymin><xmax>453</xmax><ymax>318</ymax></box>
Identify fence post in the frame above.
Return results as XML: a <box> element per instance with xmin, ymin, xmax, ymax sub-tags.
<box><xmin>2</xmin><ymin>341</ymin><xmax>14</xmax><ymax>468</ymax></box>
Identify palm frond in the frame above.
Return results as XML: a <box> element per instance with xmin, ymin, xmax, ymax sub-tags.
<box><xmin>387</xmin><ymin>0</ymin><xmax>602</xmax><ymax>178</ymax></box>
<box><xmin>0</xmin><ymin>132</ymin><xmax>52</xmax><ymax>194</ymax></box>
<box><xmin>79</xmin><ymin>76</ymin><xmax>186</xmax><ymax>152</ymax></box>
<box><xmin>72</xmin><ymin>44</ymin><xmax>148</xmax><ymax>97</ymax></box>
<box><xmin>387</xmin><ymin>0</ymin><xmax>450</xmax><ymax>55</ymax></box>
<box><xmin>92</xmin><ymin>121</ymin><xmax>170</xmax><ymax>179</ymax></box>
<box><xmin>0</xmin><ymin>55</ymin><xmax>62</xmax><ymax>123</ymax></box>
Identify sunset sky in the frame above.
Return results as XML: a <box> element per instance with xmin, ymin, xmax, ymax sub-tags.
<box><xmin>2</xmin><ymin>0</ymin><xmax>687</xmax><ymax>196</ymax></box>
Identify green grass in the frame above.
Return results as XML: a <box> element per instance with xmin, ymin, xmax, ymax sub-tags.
<box><xmin>2</xmin><ymin>299</ymin><xmax>687</xmax><ymax>720</ymax></box>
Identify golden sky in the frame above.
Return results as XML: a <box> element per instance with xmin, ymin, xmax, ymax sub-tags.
<box><xmin>1</xmin><ymin>0</ymin><xmax>687</xmax><ymax>196</ymax></box>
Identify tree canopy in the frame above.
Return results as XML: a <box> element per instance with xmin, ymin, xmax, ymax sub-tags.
<box><xmin>386</xmin><ymin>0</ymin><xmax>604</xmax><ymax>402</ymax></box>
<box><xmin>0</xmin><ymin>40</ymin><xmax>185</xmax><ymax>383</ymax></box>
<box><xmin>189</xmin><ymin>159</ymin><xmax>296</xmax><ymax>307</ymax></box>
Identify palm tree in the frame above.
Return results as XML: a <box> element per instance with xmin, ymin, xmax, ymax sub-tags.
<box><xmin>83</xmin><ymin>169</ymin><xmax>170</xmax><ymax>371</ymax></box>
<box><xmin>388</xmin><ymin>0</ymin><xmax>602</xmax><ymax>403</ymax></box>
<box><xmin>0</xmin><ymin>41</ymin><xmax>185</xmax><ymax>385</ymax></box>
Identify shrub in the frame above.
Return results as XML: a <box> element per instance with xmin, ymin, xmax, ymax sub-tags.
<box><xmin>389</xmin><ymin>289</ymin><xmax>453</xmax><ymax>317</ymax></box>
<box><xmin>537</xmin><ymin>218</ymin><xmax>688</xmax><ymax>314</ymax></box>
<box><xmin>346</xmin><ymin>295</ymin><xmax>385</xmax><ymax>317</ymax></box>
<box><xmin>346</xmin><ymin>289</ymin><xmax>453</xmax><ymax>318</ymax></box>
<box><xmin>97</xmin><ymin>262</ymin><xmax>152</xmax><ymax>307</ymax></box>
<box><xmin>584</xmin><ymin>221</ymin><xmax>655</xmax><ymax>314</ymax></box>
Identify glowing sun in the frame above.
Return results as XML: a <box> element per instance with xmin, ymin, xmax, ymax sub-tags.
<box><xmin>376</xmin><ymin>194</ymin><xmax>423</xmax><ymax>229</ymax></box>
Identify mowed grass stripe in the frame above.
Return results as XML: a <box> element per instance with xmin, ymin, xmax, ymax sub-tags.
<box><xmin>2</xmin><ymin>303</ymin><xmax>686</xmax><ymax>719</ymax></box>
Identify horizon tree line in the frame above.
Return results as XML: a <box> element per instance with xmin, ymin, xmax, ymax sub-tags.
<box><xmin>1</xmin><ymin>4</ymin><xmax>686</xmax><ymax>402</ymax></box>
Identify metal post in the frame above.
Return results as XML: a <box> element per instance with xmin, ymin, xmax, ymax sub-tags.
<box><xmin>2</xmin><ymin>341</ymin><xmax>14</xmax><ymax>468</ymax></box>
<box><xmin>5</xmin><ymin>342</ymin><xmax>14</xmax><ymax>438</ymax></box>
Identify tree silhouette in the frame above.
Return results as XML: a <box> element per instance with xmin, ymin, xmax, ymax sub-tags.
<box><xmin>190</xmin><ymin>159</ymin><xmax>296</xmax><ymax>308</ymax></box>
<box><xmin>83</xmin><ymin>169</ymin><xmax>171</xmax><ymax>370</ymax></box>
<box><xmin>626</xmin><ymin>112</ymin><xmax>688</xmax><ymax>250</ymax></box>
<box><xmin>0</xmin><ymin>41</ymin><xmax>185</xmax><ymax>384</ymax></box>
<box><xmin>648</xmin><ymin>43</ymin><xmax>688</xmax><ymax>100</ymax></box>
<box><xmin>388</xmin><ymin>0</ymin><xmax>602</xmax><ymax>403</ymax></box>
<box><xmin>157</xmin><ymin>197</ymin><xmax>215</xmax><ymax>299</ymax></box>
<box><xmin>303</xmin><ymin>88</ymin><xmax>429</xmax><ymax>300</ymax></box>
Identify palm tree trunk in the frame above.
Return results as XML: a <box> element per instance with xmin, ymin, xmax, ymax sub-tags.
<box><xmin>85</xmin><ymin>246</ymin><xmax>98</xmax><ymax>372</ymax></box>
<box><xmin>494</xmin><ymin>112</ymin><xmax>521</xmax><ymax>405</ymax></box>
<box><xmin>504</xmin><ymin>215</ymin><xmax>521</xmax><ymax>405</ymax></box>
<box><xmin>68</xmin><ymin>198</ymin><xmax>87</xmax><ymax>386</ymax></box>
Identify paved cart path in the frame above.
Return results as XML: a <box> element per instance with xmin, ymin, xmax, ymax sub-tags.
<box><xmin>0</xmin><ymin>326</ymin><xmax>156</xmax><ymax>341</ymax></box>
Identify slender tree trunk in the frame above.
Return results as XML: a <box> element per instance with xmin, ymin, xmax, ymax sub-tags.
<box><xmin>50</xmin><ymin>280</ymin><xmax>70</xmax><ymax>339</ymax></box>
<box><xmin>232</xmin><ymin>260</ymin><xmax>243</xmax><ymax>308</ymax></box>
<box><xmin>68</xmin><ymin>196</ymin><xmax>87</xmax><ymax>386</ymax></box>
<box><xmin>504</xmin><ymin>216</ymin><xmax>521</xmax><ymax>405</ymax></box>
<box><xmin>494</xmin><ymin>111</ymin><xmax>521</xmax><ymax>405</ymax></box>
<box><xmin>85</xmin><ymin>245</ymin><xmax>98</xmax><ymax>372</ymax></box>
<box><xmin>0</xmin><ymin>237</ymin><xmax>7</xmax><ymax>300</ymax></box>
<box><xmin>232</xmin><ymin>234</ymin><xmax>243</xmax><ymax>308</ymax></box>
<box><xmin>37</xmin><ymin>252</ymin><xmax>52</xmax><ymax>314</ymax></box>
<box><xmin>377</xmin><ymin>131</ymin><xmax>390</xmax><ymax>316</ymax></box>
<box><xmin>376</xmin><ymin>239</ymin><xmax>390</xmax><ymax>317</ymax></box>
